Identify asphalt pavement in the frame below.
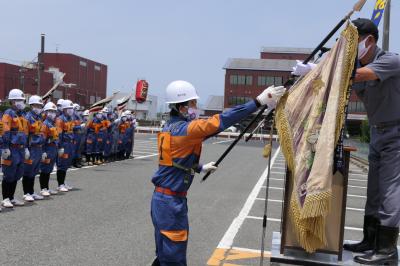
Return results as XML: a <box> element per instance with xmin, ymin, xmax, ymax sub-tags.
<box><xmin>0</xmin><ymin>134</ymin><xmax>395</xmax><ymax>266</ymax></box>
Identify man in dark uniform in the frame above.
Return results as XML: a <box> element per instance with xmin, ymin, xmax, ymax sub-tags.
<box><xmin>342</xmin><ymin>18</ymin><xmax>400</xmax><ymax>265</ymax></box>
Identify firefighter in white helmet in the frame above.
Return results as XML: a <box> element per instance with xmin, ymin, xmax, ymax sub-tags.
<box><xmin>150</xmin><ymin>80</ymin><xmax>285</xmax><ymax>265</ymax></box>
<box><xmin>39</xmin><ymin>102</ymin><xmax>60</xmax><ymax>196</ymax></box>
<box><xmin>72</xmin><ymin>103</ymin><xmax>83</xmax><ymax>168</ymax></box>
<box><xmin>22</xmin><ymin>95</ymin><xmax>45</xmax><ymax>202</ymax></box>
<box><xmin>1</xmin><ymin>89</ymin><xmax>29</xmax><ymax>208</ymax></box>
<box><xmin>55</xmin><ymin>99</ymin><xmax>75</xmax><ymax>192</ymax></box>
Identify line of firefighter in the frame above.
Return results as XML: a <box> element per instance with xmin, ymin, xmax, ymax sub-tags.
<box><xmin>0</xmin><ymin>88</ymin><xmax>136</xmax><ymax>210</ymax></box>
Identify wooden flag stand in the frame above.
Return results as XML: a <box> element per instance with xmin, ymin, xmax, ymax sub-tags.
<box><xmin>270</xmin><ymin>146</ymin><xmax>356</xmax><ymax>265</ymax></box>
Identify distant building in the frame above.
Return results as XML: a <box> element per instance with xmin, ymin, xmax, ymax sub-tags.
<box><xmin>110</xmin><ymin>92</ymin><xmax>158</xmax><ymax>120</ymax></box>
<box><xmin>41</xmin><ymin>53</ymin><xmax>107</xmax><ymax>106</ymax></box>
<box><xmin>223</xmin><ymin>47</ymin><xmax>366</xmax><ymax>126</ymax></box>
<box><xmin>0</xmin><ymin>62</ymin><xmax>53</xmax><ymax>100</ymax></box>
<box><xmin>0</xmin><ymin>52</ymin><xmax>107</xmax><ymax>107</ymax></box>
<box><xmin>203</xmin><ymin>95</ymin><xmax>224</xmax><ymax>116</ymax></box>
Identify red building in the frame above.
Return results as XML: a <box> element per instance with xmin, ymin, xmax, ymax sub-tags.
<box><xmin>223</xmin><ymin>47</ymin><xmax>366</xmax><ymax>127</ymax></box>
<box><xmin>0</xmin><ymin>62</ymin><xmax>53</xmax><ymax>100</ymax></box>
<box><xmin>41</xmin><ymin>53</ymin><xmax>107</xmax><ymax>106</ymax></box>
<box><xmin>0</xmin><ymin>52</ymin><xmax>107</xmax><ymax>107</ymax></box>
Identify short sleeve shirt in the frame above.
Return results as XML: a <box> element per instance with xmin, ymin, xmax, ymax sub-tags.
<box><xmin>353</xmin><ymin>47</ymin><xmax>400</xmax><ymax>125</ymax></box>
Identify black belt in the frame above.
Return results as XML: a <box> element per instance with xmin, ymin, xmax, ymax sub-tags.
<box><xmin>373</xmin><ymin>119</ymin><xmax>400</xmax><ymax>130</ymax></box>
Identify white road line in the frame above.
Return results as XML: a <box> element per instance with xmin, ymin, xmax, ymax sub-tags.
<box><xmin>346</xmin><ymin>207</ymin><xmax>365</xmax><ymax>212</ymax></box>
<box><xmin>133</xmin><ymin>153</ymin><xmax>158</xmax><ymax>159</ymax></box>
<box><xmin>246</xmin><ymin>216</ymin><xmax>281</xmax><ymax>222</ymax></box>
<box><xmin>216</xmin><ymin>147</ymin><xmax>280</xmax><ymax>249</ymax></box>
<box><xmin>261</xmin><ymin>186</ymin><xmax>283</xmax><ymax>190</ymax></box>
<box><xmin>348</xmin><ymin>194</ymin><xmax>367</xmax><ymax>198</ymax></box>
<box><xmin>132</xmin><ymin>151</ymin><xmax>155</xmax><ymax>154</ymax></box>
<box><xmin>348</xmin><ymin>185</ymin><xmax>367</xmax><ymax>189</ymax></box>
<box><xmin>212</xmin><ymin>139</ymin><xmax>234</xmax><ymax>145</ymax></box>
<box><xmin>272</xmin><ymin>166</ymin><xmax>286</xmax><ymax>170</ymax></box>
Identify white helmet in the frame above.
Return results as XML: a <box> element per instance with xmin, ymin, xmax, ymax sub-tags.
<box><xmin>73</xmin><ymin>103</ymin><xmax>80</xmax><ymax>110</ymax></box>
<box><xmin>8</xmin><ymin>88</ymin><xmax>25</xmax><ymax>100</ymax></box>
<box><xmin>83</xmin><ymin>110</ymin><xmax>90</xmax><ymax>116</ymax></box>
<box><xmin>57</xmin><ymin>99</ymin><xmax>64</xmax><ymax>106</ymax></box>
<box><xmin>28</xmin><ymin>95</ymin><xmax>43</xmax><ymax>106</ymax></box>
<box><xmin>121</xmin><ymin>112</ymin><xmax>128</xmax><ymax>118</ymax></box>
<box><xmin>102</xmin><ymin>107</ymin><xmax>109</xmax><ymax>113</ymax></box>
<box><xmin>165</xmin><ymin>80</ymin><xmax>199</xmax><ymax>104</ymax></box>
<box><xmin>62</xmin><ymin>99</ymin><xmax>73</xmax><ymax>109</ymax></box>
<box><xmin>43</xmin><ymin>102</ymin><xmax>57</xmax><ymax>112</ymax></box>
<box><xmin>123</xmin><ymin>110</ymin><xmax>131</xmax><ymax>116</ymax></box>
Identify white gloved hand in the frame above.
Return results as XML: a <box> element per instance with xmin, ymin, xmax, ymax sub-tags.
<box><xmin>201</xmin><ymin>162</ymin><xmax>218</xmax><ymax>174</ymax></box>
<box><xmin>58</xmin><ymin>148</ymin><xmax>65</xmax><ymax>157</ymax></box>
<box><xmin>24</xmin><ymin>148</ymin><xmax>30</xmax><ymax>160</ymax></box>
<box><xmin>80</xmin><ymin>123</ymin><xmax>86</xmax><ymax>129</ymax></box>
<box><xmin>1</xmin><ymin>148</ymin><xmax>11</xmax><ymax>160</ymax></box>
<box><xmin>42</xmin><ymin>152</ymin><xmax>48</xmax><ymax>161</ymax></box>
<box><xmin>291</xmin><ymin>60</ymin><xmax>317</xmax><ymax>76</ymax></box>
<box><xmin>256</xmin><ymin>85</ymin><xmax>286</xmax><ymax>109</ymax></box>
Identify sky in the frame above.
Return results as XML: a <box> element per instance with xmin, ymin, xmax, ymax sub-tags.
<box><xmin>1</xmin><ymin>0</ymin><xmax>399</xmax><ymax>110</ymax></box>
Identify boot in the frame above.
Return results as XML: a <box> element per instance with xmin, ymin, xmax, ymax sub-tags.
<box><xmin>344</xmin><ymin>215</ymin><xmax>380</xmax><ymax>252</ymax></box>
<box><xmin>76</xmin><ymin>158</ymin><xmax>83</xmax><ymax>168</ymax></box>
<box><xmin>354</xmin><ymin>225</ymin><xmax>399</xmax><ymax>265</ymax></box>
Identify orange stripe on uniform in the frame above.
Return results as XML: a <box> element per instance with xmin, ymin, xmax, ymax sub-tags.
<box><xmin>160</xmin><ymin>230</ymin><xmax>188</xmax><ymax>242</ymax></box>
<box><xmin>187</xmin><ymin>115</ymin><xmax>221</xmax><ymax>139</ymax></box>
<box><xmin>170</xmin><ymin>135</ymin><xmax>202</xmax><ymax>158</ymax></box>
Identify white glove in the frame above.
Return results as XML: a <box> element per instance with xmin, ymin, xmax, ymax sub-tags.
<box><xmin>291</xmin><ymin>60</ymin><xmax>317</xmax><ymax>76</ymax></box>
<box><xmin>42</xmin><ymin>152</ymin><xmax>48</xmax><ymax>161</ymax></box>
<box><xmin>114</xmin><ymin>119</ymin><xmax>120</xmax><ymax>124</ymax></box>
<box><xmin>256</xmin><ymin>85</ymin><xmax>286</xmax><ymax>109</ymax></box>
<box><xmin>24</xmin><ymin>148</ymin><xmax>30</xmax><ymax>160</ymax></box>
<box><xmin>58</xmin><ymin>148</ymin><xmax>65</xmax><ymax>157</ymax></box>
<box><xmin>1</xmin><ymin>149</ymin><xmax>11</xmax><ymax>159</ymax></box>
<box><xmin>80</xmin><ymin>123</ymin><xmax>86</xmax><ymax>129</ymax></box>
<box><xmin>201</xmin><ymin>162</ymin><xmax>218</xmax><ymax>173</ymax></box>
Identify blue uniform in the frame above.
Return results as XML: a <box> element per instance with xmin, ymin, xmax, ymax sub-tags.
<box><xmin>150</xmin><ymin>100</ymin><xmax>257</xmax><ymax>265</ymax></box>
<box><xmin>40</xmin><ymin>118</ymin><xmax>59</xmax><ymax>174</ymax></box>
<box><xmin>23</xmin><ymin>111</ymin><xmax>45</xmax><ymax>178</ymax></box>
<box><xmin>1</xmin><ymin>108</ymin><xmax>28</xmax><ymax>183</ymax></box>
<box><xmin>72</xmin><ymin>113</ymin><xmax>83</xmax><ymax>161</ymax></box>
<box><xmin>56</xmin><ymin>114</ymin><xmax>75</xmax><ymax>171</ymax></box>
<box><xmin>86</xmin><ymin>118</ymin><xmax>103</xmax><ymax>156</ymax></box>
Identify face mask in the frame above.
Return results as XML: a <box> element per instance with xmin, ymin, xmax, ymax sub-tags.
<box><xmin>358</xmin><ymin>36</ymin><xmax>371</xmax><ymax>60</ymax></box>
<box><xmin>96</xmin><ymin>114</ymin><xmax>102</xmax><ymax>119</ymax></box>
<box><xmin>187</xmin><ymin>107</ymin><xmax>200</xmax><ymax>120</ymax></box>
<box><xmin>15</xmin><ymin>101</ymin><xmax>25</xmax><ymax>110</ymax></box>
<box><xmin>32</xmin><ymin>107</ymin><xmax>42</xmax><ymax>115</ymax></box>
<box><xmin>47</xmin><ymin>112</ymin><xmax>56</xmax><ymax>120</ymax></box>
<box><xmin>66</xmin><ymin>109</ymin><xmax>74</xmax><ymax>116</ymax></box>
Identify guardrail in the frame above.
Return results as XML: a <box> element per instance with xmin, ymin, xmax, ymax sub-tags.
<box><xmin>135</xmin><ymin>126</ymin><xmax>278</xmax><ymax>141</ymax></box>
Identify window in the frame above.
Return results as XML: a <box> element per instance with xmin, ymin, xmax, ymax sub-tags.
<box><xmin>274</xmin><ymin>76</ymin><xmax>283</xmax><ymax>86</ymax></box>
<box><xmin>230</xmin><ymin>75</ymin><xmax>238</xmax><ymax>85</ymax></box>
<box><xmin>266</xmin><ymin>76</ymin><xmax>275</xmax><ymax>85</ymax></box>
<box><xmin>228</xmin><ymin>96</ymin><xmax>253</xmax><ymax>106</ymax></box>
<box><xmin>95</xmin><ymin>65</ymin><xmax>101</xmax><ymax>71</ymax></box>
<box><xmin>53</xmin><ymin>90</ymin><xmax>63</xmax><ymax>99</ymax></box>
<box><xmin>245</xmin><ymin>76</ymin><xmax>252</xmax><ymax>85</ymax></box>
<box><xmin>80</xmin><ymin>60</ymin><xmax>87</xmax><ymax>67</ymax></box>
<box><xmin>258</xmin><ymin>76</ymin><xmax>265</xmax><ymax>86</ymax></box>
<box><xmin>90</xmin><ymin>96</ymin><xmax>95</xmax><ymax>104</ymax></box>
<box><xmin>238</xmin><ymin>75</ymin><xmax>246</xmax><ymax>85</ymax></box>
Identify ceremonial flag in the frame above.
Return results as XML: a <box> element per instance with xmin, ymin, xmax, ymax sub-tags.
<box><xmin>371</xmin><ymin>0</ymin><xmax>388</xmax><ymax>26</ymax></box>
<box><xmin>89</xmin><ymin>92</ymin><xmax>118</xmax><ymax>114</ymax></box>
<box><xmin>275</xmin><ymin>22</ymin><xmax>358</xmax><ymax>253</ymax></box>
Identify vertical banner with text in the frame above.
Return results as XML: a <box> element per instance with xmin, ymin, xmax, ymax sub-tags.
<box><xmin>371</xmin><ymin>0</ymin><xmax>388</xmax><ymax>26</ymax></box>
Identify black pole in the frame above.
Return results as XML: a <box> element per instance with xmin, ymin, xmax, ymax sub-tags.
<box><xmin>201</xmin><ymin>105</ymin><xmax>268</xmax><ymax>182</ymax></box>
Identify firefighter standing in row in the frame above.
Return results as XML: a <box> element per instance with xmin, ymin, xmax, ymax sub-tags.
<box><xmin>55</xmin><ymin>99</ymin><xmax>75</xmax><ymax>192</ymax></box>
<box><xmin>1</xmin><ymin>89</ymin><xmax>29</xmax><ymax>208</ymax></box>
<box><xmin>22</xmin><ymin>95</ymin><xmax>45</xmax><ymax>202</ymax></box>
<box><xmin>39</xmin><ymin>102</ymin><xmax>60</xmax><ymax>196</ymax></box>
<box><xmin>72</xmin><ymin>103</ymin><xmax>83</xmax><ymax>168</ymax></box>
<box><xmin>124</xmin><ymin>111</ymin><xmax>135</xmax><ymax>159</ymax></box>
<box><xmin>150</xmin><ymin>80</ymin><xmax>285</xmax><ymax>266</ymax></box>
<box><xmin>117</xmin><ymin>111</ymin><xmax>130</xmax><ymax>160</ymax></box>
<box><xmin>86</xmin><ymin>111</ymin><xmax>103</xmax><ymax>165</ymax></box>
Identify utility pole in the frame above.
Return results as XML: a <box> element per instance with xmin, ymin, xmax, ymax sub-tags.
<box><xmin>37</xmin><ymin>33</ymin><xmax>45</xmax><ymax>95</ymax></box>
<box><xmin>382</xmin><ymin>0</ymin><xmax>391</xmax><ymax>51</ymax></box>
